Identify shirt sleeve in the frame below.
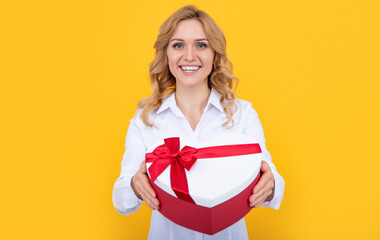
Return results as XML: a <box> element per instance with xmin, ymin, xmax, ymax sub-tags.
<box><xmin>242</xmin><ymin>102</ymin><xmax>285</xmax><ymax>210</ymax></box>
<box><xmin>112</xmin><ymin>113</ymin><xmax>146</xmax><ymax>215</ymax></box>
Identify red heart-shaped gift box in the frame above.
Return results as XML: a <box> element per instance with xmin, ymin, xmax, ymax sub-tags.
<box><xmin>146</xmin><ymin>134</ymin><xmax>262</xmax><ymax>235</ymax></box>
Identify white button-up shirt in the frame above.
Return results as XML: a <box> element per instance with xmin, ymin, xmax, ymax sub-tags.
<box><xmin>112</xmin><ymin>88</ymin><xmax>285</xmax><ymax>240</ymax></box>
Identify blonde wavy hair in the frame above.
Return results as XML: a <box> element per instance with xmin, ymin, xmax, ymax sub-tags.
<box><xmin>138</xmin><ymin>5</ymin><xmax>239</xmax><ymax>127</ymax></box>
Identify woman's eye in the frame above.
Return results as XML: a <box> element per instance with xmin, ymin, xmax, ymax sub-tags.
<box><xmin>172</xmin><ymin>43</ymin><xmax>207</xmax><ymax>49</ymax></box>
<box><xmin>198</xmin><ymin>43</ymin><xmax>207</xmax><ymax>48</ymax></box>
<box><xmin>173</xmin><ymin>43</ymin><xmax>182</xmax><ymax>49</ymax></box>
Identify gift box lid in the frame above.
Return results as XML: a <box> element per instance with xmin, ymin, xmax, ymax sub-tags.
<box><xmin>146</xmin><ymin>133</ymin><xmax>262</xmax><ymax>208</ymax></box>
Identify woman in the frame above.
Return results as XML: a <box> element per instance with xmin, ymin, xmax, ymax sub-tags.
<box><xmin>112</xmin><ymin>5</ymin><xmax>285</xmax><ymax>240</ymax></box>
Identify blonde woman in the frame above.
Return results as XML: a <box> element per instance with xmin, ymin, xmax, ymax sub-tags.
<box><xmin>112</xmin><ymin>5</ymin><xmax>285</xmax><ymax>240</ymax></box>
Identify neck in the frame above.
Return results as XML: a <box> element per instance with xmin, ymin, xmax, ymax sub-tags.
<box><xmin>175</xmin><ymin>84</ymin><xmax>211</xmax><ymax>115</ymax></box>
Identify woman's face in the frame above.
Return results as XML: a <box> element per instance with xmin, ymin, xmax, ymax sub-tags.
<box><xmin>166</xmin><ymin>19</ymin><xmax>215</xmax><ymax>90</ymax></box>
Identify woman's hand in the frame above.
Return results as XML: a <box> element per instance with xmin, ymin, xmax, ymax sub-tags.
<box><xmin>131</xmin><ymin>161</ymin><xmax>160</xmax><ymax>210</ymax></box>
<box><xmin>249</xmin><ymin>161</ymin><xmax>275</xmax><ymax>208</ymax></box>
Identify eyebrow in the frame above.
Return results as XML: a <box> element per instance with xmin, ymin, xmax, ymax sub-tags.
<box><xmin>170</xmin><ymin>38</ymin><xmax>209</xmax><ymax>42</ymax></box>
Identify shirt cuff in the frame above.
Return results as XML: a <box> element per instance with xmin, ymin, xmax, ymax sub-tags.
<box><xmin>112</xmin><ymin>176</ymin><xmax>144</xmax><ymax>215</ymax></box>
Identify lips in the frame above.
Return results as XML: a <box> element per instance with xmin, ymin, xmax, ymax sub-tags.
<box><xmin>180</xmin><ymin>66</ymin><xmax>201</xmax><ymax>71</ymax></box>
<box><xmin>179</xmin><ymin>66</ymin><xmax>201</xmax><ymax>75</ymax></box>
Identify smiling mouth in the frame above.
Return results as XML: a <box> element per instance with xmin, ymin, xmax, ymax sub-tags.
<box><xmin>180</xmin><ymin>66</ymin><xmax>201</xmax><ymax>72</ymax></box>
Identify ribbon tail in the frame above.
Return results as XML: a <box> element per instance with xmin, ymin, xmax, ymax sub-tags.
<box><xmin>170</xmin><ymin>160</ymin><xmax>195</xmax><ymax>203</ymax></box>
<box><xmin>148</xmin><ymin>158</ymin><xmax>173</xmax><ymax>182</ymax></box>
<box><xmin>194</xmin><ymin>144</ymin><xmax>262</xmax><ymax>159</ymax></box>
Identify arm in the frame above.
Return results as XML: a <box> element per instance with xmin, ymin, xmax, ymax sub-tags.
<box><xmin>243</xmin><ymin>103</ymin><xmax>285</xmax><ymax>209</ymax></box>
<box><xmin>112</xmin><ymin>114</ymin><xmax>156</xmax><ymax>215</ymax></box>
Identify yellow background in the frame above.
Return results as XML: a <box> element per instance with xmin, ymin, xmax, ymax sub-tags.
<box><xmin>1</xmin><ymin>0</ymin><xmax>379</xmax><ymax>239</ymax></box>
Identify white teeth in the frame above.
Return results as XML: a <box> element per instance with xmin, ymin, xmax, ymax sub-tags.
<box><xmin>180</xmin><ymin>66</ymin><xmax>200</xmax><ymax>72</ymax></box>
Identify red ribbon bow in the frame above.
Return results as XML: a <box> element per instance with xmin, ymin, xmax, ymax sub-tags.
<box><xmin>146</xmin><ymin>137</ymin><xmax>262</xmax><ymax>203</ymax></box>
<box><xmin>146</xmin><ymin>138</ymin><xmax>198</xmax><ymax>202</ymax></box>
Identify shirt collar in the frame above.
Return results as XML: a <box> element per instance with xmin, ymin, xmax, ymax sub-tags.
<box><xmin>156</xmin><ymin>91</ymin><xmax>176</xmax><ymax>115</ymax></box>
<box><xmin>208</xmin><ymin>88</ymin><xmax>224</xmax><ymax>112</ymax></box>
<box><xmin>156</xmin><ymin>88</ymin><xmax>224</xmax><ymax>116</ymax></box>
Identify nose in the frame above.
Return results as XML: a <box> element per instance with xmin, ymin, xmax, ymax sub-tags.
<box><xmin>184</xmin><ymin>46</ymin><xmax>196</xmax><ymax>62</ymax></box>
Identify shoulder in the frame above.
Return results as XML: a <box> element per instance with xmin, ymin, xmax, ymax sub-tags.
<box><xmin>233</xmin><ymin>98</ymin><xmax>265</xmax><ymax>135</ymax></box>
<box><xmin>130</xmin><ymin>108</ymin><xmax>145</xmax><ymax>128</ymax></box>
<box><xmin>233</xmin><ymin>97</ymin><xmax>259</xmax><ymax>117</ymax></box>
<box><xmin>131</xmin><ymin>108</ymin><xmax>143</xmax><ymax>120</ymax></box>
<box><xmin>130</xmin><ymin>107</ymin><xmax>160</xmax><ymax>130</ymax></box>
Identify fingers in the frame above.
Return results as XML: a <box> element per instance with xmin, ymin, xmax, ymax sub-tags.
<box><xmin>251</xmin><ymin>182</ymin><xmax>272</xmax><ymax>202</ymax></box>
<box><xmin>249</xmin><ymin>185</ymin><xmax>273</xmax><ymax>208</ymax></box>
<box><xmin>140</xmin><ymin>160</ymin><xmax>147</xmax><ymax>174</ymax></box>
<box><xmin>132</xmin><ymin>161</ymin><xmax>160</xmax><ymax>210</ymax></box>
<box><xmin>249</xmin><ymin>161</ymin><xmax>274</xmax><ymax>208</ymax></box>
<box><xmin>260</xmin><ymin>160</ymin><xmax>270</xmax><ymax>172</ymax></box>
<box><xmin>253</xmin><ymin>162</ymin><xmax>273</xmax><ymax>195</ymax></box>
<box><xmin>134</xmin><ymin>172</ymin><xmax>160</xmax><ymax>210</ymax></box>
<box><xmin>249</xmin><ymin>182</ymin><xmax>273</xmax><ymax>207</ymax></box>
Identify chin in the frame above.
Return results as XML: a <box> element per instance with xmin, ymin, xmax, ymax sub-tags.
<box><xmin>176</xmin><ymin>79</ymin><xmax>208</xmax><ymax>89</ymax></box>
